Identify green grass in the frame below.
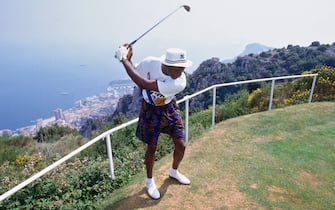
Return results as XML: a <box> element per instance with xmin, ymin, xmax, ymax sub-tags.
<box><xmin>220</xmin><ymin>102</ymin><xmax>335</xmax><ymax>209</ymax></box>
<box><xmin>101</xmin><ymin>102</ymin><xmax>335</xmax><ymax>209</ymax></box>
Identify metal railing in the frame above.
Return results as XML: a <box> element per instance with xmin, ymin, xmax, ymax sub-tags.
<box><xmin>0</xmin><ymin>73</ymin><xmax>318</xmax><ymax>201</ymax></box>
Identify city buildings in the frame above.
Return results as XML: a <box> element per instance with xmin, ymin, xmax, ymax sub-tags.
<box><xmin>0</xmin><ymin>79</ymin><xmax>135</xmax><ymax>137</ymax></box>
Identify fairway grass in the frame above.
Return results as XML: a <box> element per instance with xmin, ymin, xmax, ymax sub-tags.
<box><xmin>101</xmin><ymin>102</ymin><xmax>335</xmax><ymax>209</ymax></box>
<box><xmin>221</xmin><ymin>102</ymin><xmax>335</xmax><ymax>209</ymax></box>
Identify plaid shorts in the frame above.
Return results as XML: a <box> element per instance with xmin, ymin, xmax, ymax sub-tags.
<box><xmin>136</xmin><ymin>99</ymin><xmax>184</xmax><ymax>146</ymax></box>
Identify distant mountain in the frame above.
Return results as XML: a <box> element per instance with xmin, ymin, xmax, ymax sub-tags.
<box><xmin>223</xmin><ymin>43</ymin><xmax>273</xmax><ymax>63</ymax></box>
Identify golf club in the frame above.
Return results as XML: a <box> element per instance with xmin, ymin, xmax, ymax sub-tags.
<box><xmin>129</xmin><ymin>5</ymin><xmax>191</xmax><ymax>46</ymax></box>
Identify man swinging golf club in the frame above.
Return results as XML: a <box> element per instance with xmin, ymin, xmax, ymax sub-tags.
<box><xmin>115</xmin><ymin>44</ymin><xmax>192</xmax><ymax>199</ymax></box>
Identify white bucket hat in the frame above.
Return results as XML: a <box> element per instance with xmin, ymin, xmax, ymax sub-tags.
<box><xmin>161</xmin><ymin>48</ymin><xmax>192</xmax><ymax>68</ymax></box>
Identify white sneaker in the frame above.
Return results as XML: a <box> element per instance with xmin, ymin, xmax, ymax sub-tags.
<box><xmin>146</xmin><ymin>178</ymin><xmax>160</xmax><ymax>200</ymax></box>
<box><xmin>169</xmin><ymin>168</ymin><xmax>191</xmax><ymax>185</ymax></box>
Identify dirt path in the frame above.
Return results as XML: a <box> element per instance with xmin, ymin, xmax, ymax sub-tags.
<box><xmin>109</xmin><ymin>127</ymin><xmax>260</xmax><ymax>210</ymax></box>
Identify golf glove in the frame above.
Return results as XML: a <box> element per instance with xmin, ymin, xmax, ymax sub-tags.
<box><xmin>115</xmin><ymin>46</ymin><xmax>129</xmax><ymax>61</ymax></box>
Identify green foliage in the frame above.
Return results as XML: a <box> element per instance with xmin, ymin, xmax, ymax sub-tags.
<box><xmin>279</xmin><ymin>65</ymin><xmax>335</xmax><ymax>105</ymax></box>
<box><xmin>188</xmin><ymin>108</ymin><xmax>212</xmax><ymax>140</ymax></box>
<box><xmin>248</xmin><ymin>86</ymin><xmax>270</xmax><ymax>112</ymax></box>
<box><xmin>35</xmin><ymin>124</ymin><xmax>79</xmax><ymax>143</ymax></box>
<box><xmin>0</xmin><ymin>135</ymin><xmax>35</xmax><ymax>164</ymax></box>
<box><xmin>247</xmin><ymin>66</ymin><xmax>335</xmax><ymax>110</ymax></box>
<box><xmin>38</xmin><ymin>134</ymin><xmax>88</xmax><ymax>160</ymax></box>
<box><xmin>1</xmin><ymin>157</ymin><xmax>117</xmax><ymax>209</ymax></box>
<box><xmin>219</xmin><ymin>89</ymin><xmax>251</xmax><ymax>120</ymax></box>
<box><xmin>303</xmin><ymin>66</ymin><xmax>335</xmax><ymax>101</ymax></box>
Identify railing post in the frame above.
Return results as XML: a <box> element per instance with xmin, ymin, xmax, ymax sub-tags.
<box><xmin>268</xmin><ymin>79</ymin><xmax>275</xmax><ymax>111</ymax></box>
<box><xmin>185</xmin><ymin>98</ymin><xmax>189</xmax><ymax>144</ymax></box>
<box><xmin>106</xmin><ymin>134</ymin><xmax>115</xmax><ymax>180</ymax></box>
<box><xmin>212</xmin><ymin>87</ymin><xmax>216</xmax><ymax>128</ymax></box>
<box><xmin>308</xmin><ymin>75</ymin><xmax>317</xmax><ymax>103</ymax></box>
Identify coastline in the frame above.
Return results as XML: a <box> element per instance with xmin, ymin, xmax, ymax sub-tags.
<box><xmin>0</xmin><ymin>80</ymin><xmax>135</xmax><ymax>137</ymax></box>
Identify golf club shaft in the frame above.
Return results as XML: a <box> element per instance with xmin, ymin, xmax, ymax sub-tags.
<box><xmin>129</xmin><ymin>5</ymin><xmax>190</xmax><ymax>46</ymax></box>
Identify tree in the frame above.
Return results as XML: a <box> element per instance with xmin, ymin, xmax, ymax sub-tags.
<box><xmin>35</xmin><ymin>124</ymin><xmax>78</xmax><ymax>143</ymax></box>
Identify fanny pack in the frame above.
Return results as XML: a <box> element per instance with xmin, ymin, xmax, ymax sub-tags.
<box><xmin>144</xmin><ymin>89</ymin><xmax>172</xmax><ymax>106</ymax></box>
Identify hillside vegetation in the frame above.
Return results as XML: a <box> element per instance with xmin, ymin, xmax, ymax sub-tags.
<box><xmin>183</xmin><ymin>41</ymin><xmax>335</xmax><ymax>110</ymax></box>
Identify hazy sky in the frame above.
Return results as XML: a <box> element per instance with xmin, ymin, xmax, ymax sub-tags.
<box><xmin>1</xmin><ymin>0</ymin><xmax>335</xmax><ymax>72</ymax></box>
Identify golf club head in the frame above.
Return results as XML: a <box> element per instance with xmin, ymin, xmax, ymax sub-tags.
<box><xmin>129</xmin><ymin>4</ymin><xmax>191</xmax><ymax>46</ymax></box>
<box><xmin>182</xmin><ymin>5</ymin><xmax>191</xmax><ymax>12</ymax></box>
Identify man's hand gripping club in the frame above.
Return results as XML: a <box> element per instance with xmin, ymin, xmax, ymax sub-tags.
<box><xmin>115</xmin><ymin>44</ymin><xmax>132</xmax><ymax>61</ymax></box>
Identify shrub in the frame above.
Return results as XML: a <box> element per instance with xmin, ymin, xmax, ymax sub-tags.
<box><xmin>295</xmin><ymin>66</ymin><xmax>335</xmax><ymax>102</ymax></box>
<box><xmin>220</xmin><ymin>89</ymin><xmax>251</xmax><ymax>119</ymax></box>
<box><xmin>0</xmin><ymin>135</ymin><xmax>36</xmax><ymax>164</ymax></box>
<box><xmin>248</xmin><ymin>87</ymin><xmax>270</xmax><ymax>112</ymax></box>
<box><xmin>35</xmin><ymin>124</ymin><xmax>79</xmax><ymax>143</ymax></box>
<box><xmin>187</xmin><ymin>108</ymin><xmax>212</xmax><ymax>140</ymax></box>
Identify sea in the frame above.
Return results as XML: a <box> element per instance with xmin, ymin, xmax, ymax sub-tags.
<box><xmin>0</xmin><ymin>45</ymin><xmax>126</xmax><ymax>130</ymax></box>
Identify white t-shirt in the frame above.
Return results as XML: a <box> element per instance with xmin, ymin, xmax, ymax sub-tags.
<box><xmin>136</xmin><ymin>56</ymin><xmax>186</xmax><ymax>106</ymax></box>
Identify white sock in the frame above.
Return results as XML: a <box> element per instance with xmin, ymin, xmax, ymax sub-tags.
<box><xmin>170</xmin><ymin>168</ymin><xmax>178</xmax><ymax>174</ymax></box>
<box><xmin>146</xmin><ymin>178</ymin><xmax>154</xmax><ymax>186</ymax></box>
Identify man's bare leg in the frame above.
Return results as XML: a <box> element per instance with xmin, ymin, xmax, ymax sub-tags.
<box><xmin>172</xmin><ymin>138</ymin><xmax>186</xmax><ymax>169</ymax></box>
<box><xmin>145</xmin><ymin>145</ymin><xmax>157</xmax><ymax>178</ymax></box>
